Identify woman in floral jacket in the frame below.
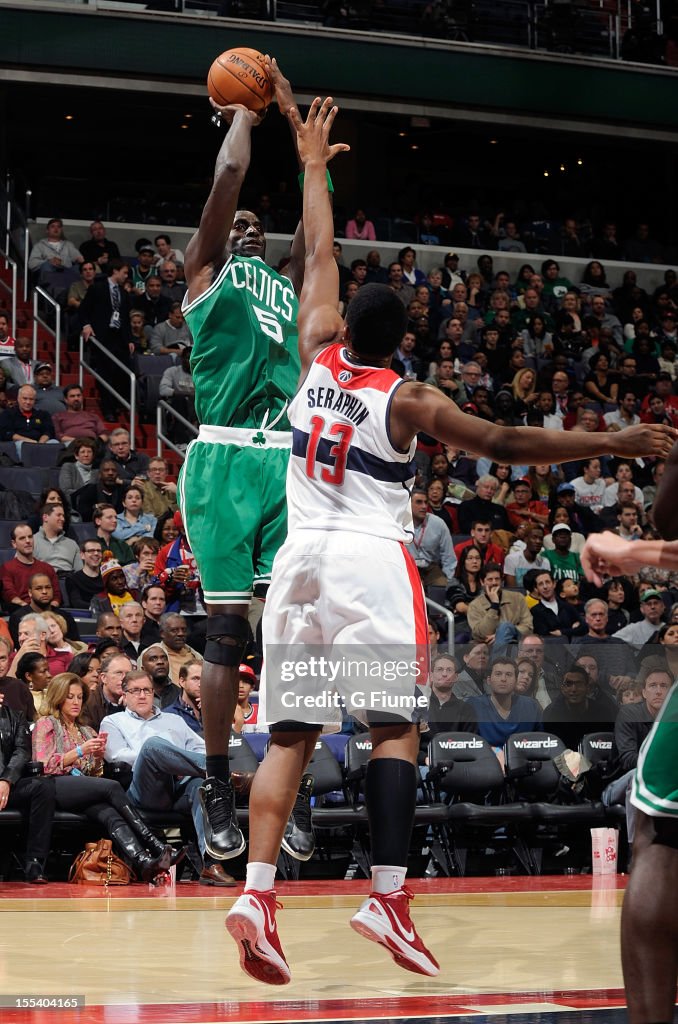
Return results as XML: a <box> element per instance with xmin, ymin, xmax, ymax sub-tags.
<box><xmin>33</xmin><ymin>673</ymin><xmax>173</xmax><ymax>882</ymax></box>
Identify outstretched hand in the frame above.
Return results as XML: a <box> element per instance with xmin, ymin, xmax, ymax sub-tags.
<box><xmin>580</xmin><ymin>531</ymin><xmax>643</xmax><ymax>587</ymax></box>
<box><xmin>611</xmin><ymin>422</ymin><xmax>678</xmax><ymax>460</ymax></box>
<box><xmin>288</xmin><ymin>97</ymin><xmax>350</xmax><ymax>167</ymax></box>
<box><xmin>264</xmin><ymin>55</ymin><xmax>295</xmax><ymax>115</ymax></box>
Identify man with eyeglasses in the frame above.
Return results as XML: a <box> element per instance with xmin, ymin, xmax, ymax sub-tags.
<box><xmin>65</xmin><ymin>540</ymin><xmax>103</xmax><ymax>609</ymax></box>
<box><xmin>101</xmin><ymin>667</ymin><xmax>236</xmax><ymax>887</ymax></box>
<box><xmin>81</xmin><ymin>652</ymin><xmax>131</xmax><ymax>731</ymax></box>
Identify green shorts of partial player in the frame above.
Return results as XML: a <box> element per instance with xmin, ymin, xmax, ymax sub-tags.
<box><xmin>178</xmin><ymin>425</ymin><xmax>291</xmax><ymax>605</ymax></box>
<box><xmin>631</xmin><ymin>681</ymin><xmax>678</xmax><ymax>818</ymax></box>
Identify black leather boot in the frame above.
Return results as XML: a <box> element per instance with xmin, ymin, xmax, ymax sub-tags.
<box><xmin>24</xmin><ymin>859</ymin><xmax>48</xmax><ymax>884</ymax></box>
<box><xmin>119</xmin><ymin>803</ymin><xmax>174</xmax><ymax>868</ymax></box>
<box><xmin>110</xmin><ymin>824</ymin><xmax>170</xmax><ymax>883</ymax></box>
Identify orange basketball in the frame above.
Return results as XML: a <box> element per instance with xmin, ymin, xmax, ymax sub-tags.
<box><xmin>207</xmin><ymin>47</ymin><xmax>272</xmax><ymax>115</ymax></box>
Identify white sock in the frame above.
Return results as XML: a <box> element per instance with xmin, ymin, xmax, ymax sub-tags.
<box><xmin>245</xmin><ymin>862</ymin><xmax>277</xmax><ymax>893</ymax></box>
<box><xmin>371</xmin><ymin>865</ymin><xmax>406</xmax><ymax>895</ymax></box>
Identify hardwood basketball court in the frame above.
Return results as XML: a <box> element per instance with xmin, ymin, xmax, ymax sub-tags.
<box><xmin>0</xmin><ymin>875</ymin><xmax>653</xmax><ymax>1024</ymax></box>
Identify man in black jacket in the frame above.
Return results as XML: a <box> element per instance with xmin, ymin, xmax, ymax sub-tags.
<box><xmin>531</xmin><ymin>570</ymin><xmax>586</xmax><ymax>641</ymax></box>
<box><xmin>73</xmin><ymin>459</ymin><xmax>125</xmax><ymax>523</ymax></box>
<box><xmin>425</xmin><ymin>654</ymin><xmax>478</xmax><ymax>740</ymax></box>
<box><xmin>66</xmin><ymin>539</ymin><xmax>104</xmax><ymax>609</ymax></box>
<box><xmin>0</xmin><ymin>384</ymin><xmax>55</xmax><ymax>445</ymax></box>
<box><xmin>610</xmin><ymin>659</ymin><xmax>672</xmax><ymax>776</ymax></box>
<box><xmin>602</xmin><ymin>658</ymin><xmax>673</xmax><ymax>838</ymax></box>
<box><xmin>543</xmin><ymin>665</ymin><xmax>615</xmax><ymax>750</ymax></box>
<box><xmin>135</xmin><ymin>274</ymin><xmax>172</xmax><ymax>329</ymax></box>
<box><xmin>80</xmin><ymin>259</ymin><xmax>133</xmax><ymax>419</ymax></box>
<box><xmin>0</xmin><ymin>702</ymin><xmax>56</xmax><ymax>882</ymax></box>
<box><xmin>79</xmin><ymin>220</ymin><xmax>121</xmax><ymax>268</ymax></box>
<box><xmin>105</xmin><ymin>429</ymin><xmax>149</xmax><ymax>484</ymax></box>
<box><xmin>458</xmin><ymin>476</ymin><xmax>511</xmax><ymax>535</ymax></box>
<box><xmin>8</xmin><ymin>577</ymin><xmax>81</xmax><ymax>646</ymax></box>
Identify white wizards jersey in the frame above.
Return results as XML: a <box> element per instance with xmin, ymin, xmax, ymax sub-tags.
<box><xmin>286</xmin><ymin>344</ymin><xmax>417</xmax><ymax>541</ymax></box>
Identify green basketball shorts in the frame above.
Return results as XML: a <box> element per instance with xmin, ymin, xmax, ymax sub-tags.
<box><xmin>631</xmin><ymin>681</ymin><xmax>678</xmax><ymax>818</ymax></box>
<box><xmin>177</xmin><ymin>425</ymin><xmax>291</xmax><ymax>605</ymax></box>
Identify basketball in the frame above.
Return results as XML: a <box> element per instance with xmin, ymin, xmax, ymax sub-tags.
<box><xmin>207</xmin><ymin>47</ymin><xmax>272</xmax><ymax>115</ymax></box>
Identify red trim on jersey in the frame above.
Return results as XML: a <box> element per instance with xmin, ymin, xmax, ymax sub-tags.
<box><xmin>315</xmin><ymin>344</ymin><xmax>397</xmax><ymax>394</ymax></box>
<box><xmin>242</xmin><ymin>702</ymin><xmax>258</xmax><ymax>726</ymax></box>
<box><xmin>400</xmin><ymin>541</ymin><xmax>430</xmax><ymax>685</ymax></box>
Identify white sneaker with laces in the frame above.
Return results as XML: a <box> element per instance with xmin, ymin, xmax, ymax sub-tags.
<box><xmin>350</xmin><ymin>887</ymin><xmax>440</xmax><ymax>976</ymax></box>
<box><xmin>226</xmin><ymin>889</ymin><xmax>291</xmax><ymax>985</ymax></box>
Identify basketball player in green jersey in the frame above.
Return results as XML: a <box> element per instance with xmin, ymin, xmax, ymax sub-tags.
<box><xmin>581</xmin><ymin>444</ymin><xmax>678</xmax><ymax>1024</ymax></box>
<box><xmin>179</xmin><ymin>58</ymin><xmax>312</xmax><ymax>859</ymax></box>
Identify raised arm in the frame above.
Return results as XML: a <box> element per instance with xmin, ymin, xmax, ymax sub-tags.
<box><xmin>391</xmin><ymin>382</ymin><xmax>676</xmax><ymax>467</ymax></box>
<box><xmin>288</xmin><ymin>98</ymin><xmax>350</xmax><ymax>372</ymax></box>
<box><xmin>265</xmin><ymin>57</ymin><xmax>306</xmax><ymax>296</ymax></box>
<box><xmin>183</xmin><ymin>104</ymin><xmax>261</xmax><ymax>304</ymax></box>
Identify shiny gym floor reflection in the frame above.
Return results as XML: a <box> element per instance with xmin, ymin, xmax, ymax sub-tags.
<box><xmin>0</xmin><ymin>876</ymin><xmax>642</xmax><ymax>1024</ymax></box>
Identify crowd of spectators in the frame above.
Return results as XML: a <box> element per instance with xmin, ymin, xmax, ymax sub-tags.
<box><xmin>24</xmin><ymin>220</ymin><xmax>196</xmax><ymax>439</ymax></box>
<box><xmin>386</xmin><ymin>238</ymin><xmax>678</xmax><ymax>853</ymax></box>
<box><xmin>2</xmin><ymin>219</ymin><xmax>678</xmax><ymax>882</ymax></box>
<box><xmin>333</xmin><ymin>211</ymin><xmax>672</xmax><ymax>267</ymax></box>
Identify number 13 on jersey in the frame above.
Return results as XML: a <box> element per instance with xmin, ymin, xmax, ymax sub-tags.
<box><xmin>305</xmin><ymin>415</ymin><xmax>354</xmax><ymax>486</ymax></box>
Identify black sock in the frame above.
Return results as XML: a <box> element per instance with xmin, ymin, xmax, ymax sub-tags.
<box><xmin>365</xmin><ymin>757</ymin><xmax>416</xmax><ymax>866</ymax></box>
<box><xmin>206</xmin><ymin>755</ymin><xmax>230</xmax><ymax>784</ymax></box>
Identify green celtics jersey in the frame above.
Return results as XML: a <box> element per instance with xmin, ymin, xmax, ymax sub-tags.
<box><xmin>183</xmin><ymin>254</ymin><xmax>300</xmax><ymax>430</ymax></box>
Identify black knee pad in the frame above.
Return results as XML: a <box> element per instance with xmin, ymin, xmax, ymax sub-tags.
<box><xmin>651</xmin><ymin>816</ymin><xmax>678</xmax><ymax>851</ymax></box>
<box><xmin>204</xmin><ymin>613</ymin><xmax>249</xmax><ymax>667</ymax></box>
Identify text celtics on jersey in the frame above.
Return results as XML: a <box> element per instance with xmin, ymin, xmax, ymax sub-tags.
<box><xmin>226</xmin><ymin>258</ymin><xmax>295</xmax><ymax>344</ymax></box>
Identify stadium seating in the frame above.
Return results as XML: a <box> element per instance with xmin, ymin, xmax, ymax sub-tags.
<box><xmin>0</xmin><ymin>467</ymin><xmax>59</xmax><ymax>498</ymax></box>
<box><xmin>427</xmin><ymin>732</ymin><xmax>533</xmax><ymax>875</ymax></box>
<box><xmin>343</xmin><ymin>734</ymin><xmax>453</xmax><ymax>877</ymax></box>
<box><xmin>21</xmin><ymin>444</ymin><xmax>63</xmax><ymax>469</ymax></box>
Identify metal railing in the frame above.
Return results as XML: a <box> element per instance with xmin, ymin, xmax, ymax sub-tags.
<box><xmin>425</xmin><ymin>597</ymin><xmax>454</xmax><ymax>656</ymax></box>
<box><xmin>3</xmin><ymin>172</ymin><xmax>10</xmax><ymax>263</ymax></box>
<box><xmin>23</xmin><ymin>190</ymin><xmax>32</xmax><ymax>304</ymax></box>
<box><xmin>0</xmin><ymin>249</ymin><xmax>17</xmax><ymax>333</ymax></box>
<box><xmin>79</xmin><ymin>334</ymin><xmax>137</xmax><ymax>449</ymax></box>
<box><xmin>60</xmin><ymin>0</ymin><xmax>664</xmax><ymax>64</ymax></box>
<box><xmin>156</xmin><ymin>399</ymin><xmax>198</xmax><ymax>458</ymax></box>
<box><xmin>1</xmin><ymin>174</ymin><xmax>30</xmax><ymax>309</ymax></box>
<box><xmin>32</xmin><ymin>287</ymin><xmax>62</xmax><ymax>385</ymax></box>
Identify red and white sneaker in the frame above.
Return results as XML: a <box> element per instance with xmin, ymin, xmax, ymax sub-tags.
<box><xmin>350</xmin><ymin>887</ymin><xmax>440</xmax><ymax>977</ymax></box>
<box><xmin>226</xmin><ymin>890</ymin><xmax>291</xmax><ymax>985</ymax></box>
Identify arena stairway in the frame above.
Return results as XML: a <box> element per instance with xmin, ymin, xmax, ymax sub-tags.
<box><xmin>1</xmin><ymin>276</ymin><xmax>182</xmax><ymax>474</ymax></box>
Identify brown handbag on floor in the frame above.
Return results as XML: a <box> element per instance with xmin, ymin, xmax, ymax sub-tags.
<box><xmin>69</xmin><ymin>839</ymin><xmax>133</xmax><ymax>885</ymax></box>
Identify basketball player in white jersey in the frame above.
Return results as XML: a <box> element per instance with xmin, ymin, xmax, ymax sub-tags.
<box><xmin>225</xmin><ymin>98</ymin><xmax>677</xmax><ymax>986</ymax></box>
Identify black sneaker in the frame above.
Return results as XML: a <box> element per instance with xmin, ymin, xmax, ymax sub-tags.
<box><xmin>281</xmin><ymin>773</ymin><xmax>315</xmax><ymax>862</ymax></box>
<box><xmin>198</xmin><ymin>777</ymin><xmax>246</xmax><ymax>860</ymax></box>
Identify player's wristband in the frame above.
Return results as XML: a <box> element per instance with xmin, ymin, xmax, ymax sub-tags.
<box><xmin>298</xmin><ymin>170</ymin><xmax>334</xmax><ymax>193</ymax></box>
